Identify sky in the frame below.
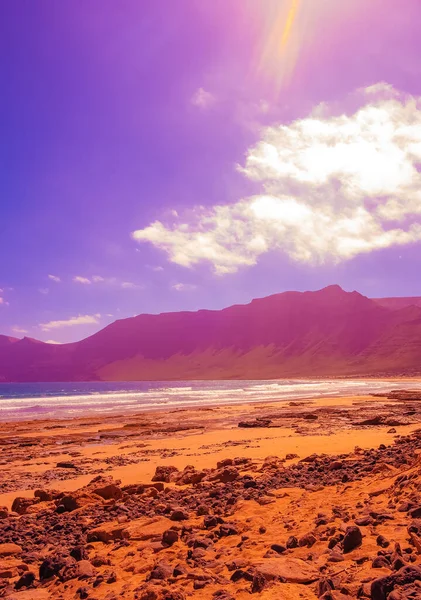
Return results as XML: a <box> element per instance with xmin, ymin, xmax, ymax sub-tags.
<box><xmin>1</xmin><ymin>0</ymin><xmax>421</xmax><ymax>343</ymax></box>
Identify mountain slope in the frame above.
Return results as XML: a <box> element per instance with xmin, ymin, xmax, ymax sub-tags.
<box><xmin>1</xmin><ymin>285</ymin><xmax>421</xmax><ymax>381</ymax></box>
<box><xmin>374</xmin><ymin>297</ymin><xmax>421</xmax><ymax>310</ymax></box>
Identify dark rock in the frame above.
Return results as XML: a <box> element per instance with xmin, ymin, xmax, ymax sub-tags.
<box><xmin>286</xmin><ymin>536</ymin><xmax>299</xmax><ymax>549</ymax></box>
<box><xmin>271</xmin><ymin>543</ymin><xmax>286</xmax><ymax>554</ymax></box>
<box><xmin>162</xmin><ymin>529</ymin><xmax>179</xmax><ymax>546</ymax></box>
<box><xmin>373</xmin><ymin>556</ymin><xmax>391</xmax><ymax>568</ymax></box>
<box><xmin>377</xmin><ymin>535</ymin><xmax>390</xmax><ymax>549</ymax></box>
<box><xmin>371</xmin><ymin>565</ymin><xmax>421</xmax><ymax>600</ymax></box>
<box><xmin>14</xmin><ymin>571</ymin><xmax>36</xmax><ymax>590</ymax></box>
<box><xmin>298</xmin><ymin>533</ymin><xmax>317</xmax><ymax>548</ymax></box>
<box><xmin>238</xmin><ymin>420</ymin><xmax>271</xmax><ymax>428</ymax></box>
<box><xmin>170</xmin><ymin>509</ymin><xmax>188</xmax><ymax>521</ymax></box>
<box><xmin>343</xmin><ymin>526</ymin><xmax>362</xmax><ymax>553</ymax></box>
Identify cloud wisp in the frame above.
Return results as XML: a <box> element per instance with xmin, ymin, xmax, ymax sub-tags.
<box><xmin>48</xmin><ymin>274</ymin><xmax>61</xmax><ymax>282</ymax></box>
<box><xmin>40</xmin><ymin>314</ymin><xmax>101</xmax><ymax>331</ymax></box>
<box><xmin>191</xmin><ymin>87</ymin><xmax>215</xmax><ymax>110</ymax></box>
<box><xmin>133</xmin><ymin>84</ymin><xmax>421</xmax><ymax>274</ymax></box>
<box><xmin>72</xmin><ymin>275</ymin><xmax>141</xmax><ymax>289</ymax></box>
<box><xmin>172</xmin><ymin>283</ymin><xmax>197</xmax><ymax>292</ymax></box>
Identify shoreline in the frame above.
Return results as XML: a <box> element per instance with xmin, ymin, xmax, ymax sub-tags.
<box><xmin>1</xmin><ymin>377</ymin><xmax>420</xmax><ymax>424</ymax></box>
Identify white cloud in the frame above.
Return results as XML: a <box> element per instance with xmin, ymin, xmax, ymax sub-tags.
<box><xmin>12</xmin><ymin>327</ymin><xmax>28</xmax><ymax>334</ymax></box>
<box><xmin>73</xmin><ymin>276</ymin><xmax>91</xmax><ymax>284</ymax></box>
<box><xmin>172</xmin><ymin>283</ymin><xmax>197</xmax><ymax>292</ymax></box>
<box><xmin>132</xmin><ymin>84</ymin><xmax>421</xmax><ymax>274</ymax></box>
<box><xmin>48</xmin><ymin>274</ymin><xmax>61</xmax><ymax>283</ymax></box>
<box><xmin>92</xmin><ymin>275</ymin><xmax>105</xmax><ymax>282</ymax></box>
<box><xmin>38</xmin><ymin>288</ymin><xmax>49</xmax><ymax>295</ymax></box>
<box><xmin>121</xmin><ymin>281</ymin><xmax>143</xmax><ymax>289</ymax></box>
<box><xmin>45</xmin><ymin>340</ymin><xmax>62</xmax><ymax>344</ymax></box>
<box><xmin>0</xmin><ymin>297</ymin><xmax>5</xmax><ymax>305</ymax></box>
<box><xmin>191</xmin><ymin>87</ymin><xmax>215</xmax><ymax>109</ymax></box>
<box><xmin>40</xmin><ymin>314</ymin><xmax>100</xmax><ymax>331</ymax></box>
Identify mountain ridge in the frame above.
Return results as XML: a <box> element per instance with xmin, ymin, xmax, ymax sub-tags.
<box><xmin>1</xmin><ymin>285</ymin><xmax>420</xmax><ymax>382</ymax></box>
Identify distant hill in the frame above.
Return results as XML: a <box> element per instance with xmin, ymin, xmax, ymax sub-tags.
<box><xmin>1</xmin><ymin>285</ymin><xmax>421</xmax><ymax>381</ymax></box>
<box><xmin>373</xmin><ymin>297</ymin><xmax>421</xmax><ymax>310</ymax></box>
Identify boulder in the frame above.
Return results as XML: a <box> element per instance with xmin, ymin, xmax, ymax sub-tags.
<box><xmin>371</xmin><ymin>565</ymin><xmax>421</xmax><ymax>600</ymax></box>
<box><xmin>343</xmin><ymin>526</ymin><xmax>362</xmax><ymax>553</ymax></box>
<box><xmin>92</xmin><ymin>483</ymin><xmax>123</xmax><ymax>500</ymax></box>
<box><xmin>152</xmin><ymin>466</ymin><xmax>179</xmax><ymax>483</ymax></box>
<box><xmin>0</xmin><ymin>543</ymin><xmax>22</xmax><ymax>557</ymax></box>
<box><xmin>11</xmin><ymin>497</ymin><xmax>35</xmax><ymax>515</ymax></box>
<box><xmin>252</xmin><ymin>557</ymin><xmax>319</xmax><ymax>584</ymax></box>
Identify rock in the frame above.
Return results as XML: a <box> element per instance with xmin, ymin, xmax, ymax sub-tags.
<box><xmin>211</xmin><ymin>467</ymin><xmax>239</xmax><ymax>483</ymax></box>
<box><xmin>148</xmin><ymin>561</ymin><xmax>173</xmax><ymax>580</ymax></box>
<box><xmin>213</xmin><ymin>591</ymin><xmax>234</xmax><ymax>600</ymax></box>
<box><xmin>57</xmin><ymin>492</ymin><xmax>103</xmax><ymax>513</ymax></box>
<box><xmin>70</xmin><ymin>546</ymin><xmax>88</xmax><ymax>562</ymax></box>
<box><xmin>76</xmin><ymin>560</ymin><xmax>96</xmax><ymax>579</ymax></box>
<box><xmin>286</xmin><ymin>536</ymin><xmax>299</xmax><ymax>549</ymax></box>
<box><xmin>93</xmin><ymin>483</ymin><xmax>123</xmax><ymax>500</ymax></box>
<box><xmin>343</xmin><ymin>526</ymin><xmax>362</xmax><ymax>553</ymax></box>
<box><xmin>170</xmin><ymin>509</ymin><xmax>188</xmax><ymax>522</ymax></box>
<box><xmin>0</xmin><ymin>506</ymin><xmax>8</xmax><ymax>519</ymax></box>
<box><xmin>372</xmin><ymin>556</ymin><xmax>390</xmax><ymax>568</ymax></box>
<box><xmin>34</xmin><ymin>489</ymin><xmax>53</xmax><ymax>502</ymax></box>
<box><xmin>162</xmin><ymin>529</ymin><xmax>179</xmax><ymax>546</ymax></box>
<box><xmin>14</xmin><ymin>571</ymin><xmax>36</xmax><ymax>589</ymax></box>
<box><xmin>328</xmin><ymin>551</ymin><xmax>344</xmax><ymax>562</ymax></box>
<box><xmin>218</xmin><ymin>524</ymin><xmax>239</xmax><ymax>537</ymax></box>
<box><xmin>56</xmin><ymin>461</ymin><xmax>77</xmax><ymax>469</ymax></box>
<box><xmin>204</xmin><ymin>515</ymin><xmax>220</xmax><ymax>529</ymax></box>
<box><xmin>377</xmin><ymin>535</ymin><xmax>390</xmax><ymax>548</ymax></box>
<box><xmin>238</xmin><ymin>419</ymin><xmax>271</xmax><ymax>428</ymax></box>
<box><xmin>371</xmin><ymin>565</ymin><xmax>421</xmax><ymax>600</ymax></box>
<box><xmin>39</xmin><ymin>554</ymin><xmax>75</xmax><ymax>581</ymax></box>
<box><xmin>0</xmin><ymin>543</ymin><xmax>22</xmax><ymax>557</ymax></box>
<box><xmin>388</xmin><ymin>428</ymin><xmax>397</xmax><ymax>434</ymax></box>
<box><xmin>11</xmin><ymin>497</ymin><xmax>35</xmax><ymax>515</ymax></box>
<box><xmin>152</xmin><ymin>466</ymin><xmax>179</xmax><ymax>483</ymax></box>
<box><xmin>409</xmin><ymin>506</ymin><xmax>421</xmax><ymax>519</ymax></box>
<box><xmin>355</xmin><ymin>516</ymin><xmax>374</xmax><ymax>526</ymax></box>
<box><xmin>318</xmin><ymin>578</ymin><xmax>334</xmax><ymax>597</ymax></box>
<box><xmin>271</xmin><ymin>544</ymin><xmax>286</xmax><ymax>554</ymax></box>
<box><xmin>196</xmin><ymin>504</ymin><xmax>209</xmax><ymax>516</ymax></box>
<box><xmin>251</xmin><ymin>572</ymin><xmax>267</xmax><ymax>593</ymax></box>
<box><xmin>217</xmin><ymin>458</ymin><xmax>233</xmax><ymax>468</ymax></box>
<box><xmin>176</xmin><ymin>468</ymin><xmax>207</xmax><ymax>485</ymax></box>
<box><xmin>252</xmin><ymin>557</ymin><xmax>319</xmax><ymax>584</ymax></box>
<box><xmin>298</xmin><ymin>533</ymin><xmax>317</xmax><ymax>548</ymax></box>
<box><xmin>87</xmin><ymin>524</ymin><xmax>129</xmax><ymax>543</ymax></box>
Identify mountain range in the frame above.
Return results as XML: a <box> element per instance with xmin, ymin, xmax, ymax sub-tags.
<box><xmin>1</xmin><ymin>285</ymin><xmax>421</xmax><ymax>382</ymax></box>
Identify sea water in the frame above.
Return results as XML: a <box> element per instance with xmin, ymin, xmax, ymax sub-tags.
<box><xmin>0</xmin><ymin>379</ymin><xmax>418</xmax><ymax>422</ymax></box>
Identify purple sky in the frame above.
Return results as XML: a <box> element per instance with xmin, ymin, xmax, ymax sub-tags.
<box><xmin>1</xmin><ymin>0</ymin><xmax>421</xmax><ymax>343</ymax></box>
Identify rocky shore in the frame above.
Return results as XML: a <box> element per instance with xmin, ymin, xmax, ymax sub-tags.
<box><xmin>1</xmin><ymin>390</ymin><xmax>421</xmax><ymax>599</ymax></box>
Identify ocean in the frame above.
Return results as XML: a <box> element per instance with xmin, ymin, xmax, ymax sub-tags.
<box><xmin>0</xmin><ymin>379</ymin><xmax>418</xmax><ymax>422</ymax></box>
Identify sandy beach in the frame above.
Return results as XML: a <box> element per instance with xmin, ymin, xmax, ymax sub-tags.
<box><xmin>1</xmin><ymin>388</ymin><xmax>421</xmax><ymax>598</ymax></box>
